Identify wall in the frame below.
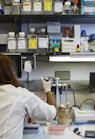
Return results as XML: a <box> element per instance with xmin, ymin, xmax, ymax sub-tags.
<box><xmin>19</xmin><ymin>55</ymin><xmax>95</xmax><ymax>107</ymax></box>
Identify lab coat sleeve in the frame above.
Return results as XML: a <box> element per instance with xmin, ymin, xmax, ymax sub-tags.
<box><xmin>17</xmin><ymin>87</ymin><xmax>56</xmax><ymax>122</ymax></box>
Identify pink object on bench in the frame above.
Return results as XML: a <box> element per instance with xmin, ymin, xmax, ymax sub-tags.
<box><xmin>48</xmin><ymin>125</ymin><xmax>65</xmax><ymax>135</ymax></box>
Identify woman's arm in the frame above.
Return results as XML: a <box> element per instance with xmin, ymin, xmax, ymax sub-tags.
<box><xmin>41</xmin><ymin>77</ymin><xmax>56</xmax><ymax>107</ymax></box>
<box><xmin>46</xmin><ymin>91</ymin><xmax>56</xmax><ymax>107</ymax></box>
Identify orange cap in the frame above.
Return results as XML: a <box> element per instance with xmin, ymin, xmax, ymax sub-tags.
<box><xmin>65</xmin><ymin>28</ymin><xmax>70</xmax><ymax>35</ymax></box>
<box><xmin>74</xmin><ymin>0</ymin><xmax>78</xmax><ymax>4</ymax></box>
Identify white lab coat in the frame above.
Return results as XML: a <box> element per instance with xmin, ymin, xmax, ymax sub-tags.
<box><xmin>0</xmin><ymin>84</ymin><xmax>56</xmax><ymax>139</ymax></box>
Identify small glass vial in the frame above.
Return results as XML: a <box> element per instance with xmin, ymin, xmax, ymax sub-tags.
<box><xmin>76</xmin><ymin>44</ymin><xmax>80</xmax><ymax>52</ymax></box>
<box><xmin>21</xmin><ymin>0</ymin><xmax>32</xmax><ymax>14</ymax></box>
<box><xmin>53</xmin><ymin>0</ymin><xmax>63</xmax><ymax>14</ymax></box>
<box><xmin>33</xmin><ymin>0</ymin><xmax>43</xmax><ymax>14</ymax></box>
<box><xmin>12</xmin><ymin>0</ymin><xmax>21</xmax><ymax>14</ymax></box>
<box><xmin>38</xmin><ymin>28</ymin><xmax>49</xmax><ymax>54</ymax></box>
<box><xmin>7</xmin><ymin>31</ymin><xmax>17</xmax><ymax>52</ymax></box>
<box><xmin>43</xmin><ymin>0</ymin><xmax>53</xmax><ymax>14</ymax></box>
<box><xmin>17</xmin><ymin>32</ymin><xmax>27</xmax><ymax>52</ymax></box>
<box><xmin>28</xmin><ymin>28</ymin><xmax>38</xmax><ymax>53</ymax></box>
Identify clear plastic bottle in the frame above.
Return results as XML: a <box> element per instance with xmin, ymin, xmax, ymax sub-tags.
<box><xmin>7</xmin><ymin>31</ymin><xmax>17</xmax><ymax>52</ymax></box>
<box><xmin>12</xmin><ymin>0</ymin><xmax>21</xmax><ymax>14</ymax></box>
<box><xmin>89</xmin><ymin>34</ymin><xmax>95</xmax><ymax>52</ymax></box>
<box><xmin>63</xmin><ymin>0</ymin><xmax>72</xmax><ymax>15</ymax></box>
<box><xmin>38</xmin><ymin>28</ymin><xmax>49</xmax><ymax>54</ymax></box>
<box><xmin>28</xmin><ymin>28</ymin><xmax>38</xmax><ymax>53</ymax></box>
<box><xmin>21</xmin><ymin>0</ymin><xmax>32</xmax><ymax>14</ymax></box>
<box><xmin>80</xmin><ymin>30</ymin><xmax>89</xmax><ymax>52</ymax></box>
<box><xmin>17</xmin><ymin>32</ymin><xmax>27</xmax><ymax>52</ymax></box>
<box><xmin>32</xmin><ymin>0</ymin><xmax>43</xmax><ymax>14</ymax></box>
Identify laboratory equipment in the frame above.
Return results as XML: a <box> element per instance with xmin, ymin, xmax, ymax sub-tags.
<box><xmin>57</xmin><ymin>104</ymin><xmax>73</xmax><ymax>126</ymax></box>
<box><xmin>73</xmin><ymin>107</ymin><xmax>95</xmax><ymax>123</ymax></box>
<box><xmin>52</xmin><ymin>77</ymin><xmax>63</xmax><ymax>106</ymax></box>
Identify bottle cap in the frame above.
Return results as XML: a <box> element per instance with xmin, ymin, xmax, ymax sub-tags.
<box><xmin>77</xmin><ymin>44</ymin><xmax>80</xmax><ymax>48</ymax></box>
<box><xmin>30</xmin><ymin>28</ymin><xmax>35</xmax><ymax>33</ymax></box>
<box><xmin>65</xmin><ymin>1</ymin><xmax>71</xmax><ymax>6</ymax></box>
<box><xmin>74</xmin><ymin>0</ymin><xmax>78</xmax><ymax>4</ymax></box>
<box><xmin>41</xmin><ymin>28</ymin><xmax>46</xmax><ymax>33</ymax></box>
<box><xmin>65</xmin><ymin>28</ymin><xmax>70</xmax><ymax>35</ymax></box>
<box><xmin>81</xmin><ymin>30</ymin><xmax>86</xmax><ymax>36</ymax></box>
<box><xmin>19</xmin><ymin>32</ymin><xmax>25</xmax><ymax>37</ymax></box>
<box><xmin>13</xmin><ymin>0</ymin><xmax>20</xmax><ymax>2</ymax></box>
<box><xmin>8</xmin><ymin>32</ymin><xmax>15</xmax><ymax>37</ymax></box>
<box><xmin>89</xmin><ymin>34</ymin><xmax>95</xmax><ymax>40</ymax></box>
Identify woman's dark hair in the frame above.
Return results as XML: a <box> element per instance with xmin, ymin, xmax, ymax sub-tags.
<box><xmin>0</xmin><ymin>54</ymin><xmax>21</xmax><ymax>87</ymax></box>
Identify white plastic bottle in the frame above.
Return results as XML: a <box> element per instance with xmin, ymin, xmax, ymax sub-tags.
<box><xmin>7</xmin><ymin>31</ymin><xmax>17</xmax><ymax>52</ymax></box>
<box><xmin>17</xmin><ymin>32</ymin><xmax>27</xmax><ymax>52</ymax></box>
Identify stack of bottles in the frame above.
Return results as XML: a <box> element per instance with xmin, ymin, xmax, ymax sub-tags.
<box><xmin>7</xmin><ymin>24</ymin><xmax>95</xmax><ymax>54</ymax></box>
<box><xmin>3</xmin><ymin>0</ymin><xmax>80</xmax><ymax>15</ymax></box>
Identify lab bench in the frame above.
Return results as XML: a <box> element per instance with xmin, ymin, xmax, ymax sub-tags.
<box><xmin>23</xmin><ymin>122</ymin><xmax>95</xmax><ymax>139</ymax></box>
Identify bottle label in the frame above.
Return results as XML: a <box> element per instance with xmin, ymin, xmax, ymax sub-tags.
<box><xmin>38</xmin><ymin>37</ymin><xmax>48</xmax><ymax>48</ymax></box>
<box><xmin>8</xmin><ymin>40</ymin><xmax>16</xmax><ymax>50</ymax></box>
<box><xmin>18</xmin><ymin>40</ymin><xmax>26</xmax><ymax>49</ymax></box>
<box><xmin>54</xmin><ymin>2</ymin><xmax>63</xmax><ymax>13</ymax></box>
<box><xmin>29</xmin><ymin>38</ymin><xmax>37</xmax><ymax>49</ymax></box>
<box><xmin>44</xmin><ymin>0</ymin><xmax>52</xmax><ymax>11</ymax></box>
<box><xmin>33</xmin><ymin>2</ymin><xmax>42</xmax><ymax>12</ymax></box>
<box><xmin>23</xmin><ymin>2</ymin><xmax>31</xmax><ymax>12</ymax></box>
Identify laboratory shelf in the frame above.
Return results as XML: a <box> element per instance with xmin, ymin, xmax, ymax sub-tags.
<box><xmin>0</xmin><ymin>15</ymin><xmax>95</xmax><ymax>23</ymax></box>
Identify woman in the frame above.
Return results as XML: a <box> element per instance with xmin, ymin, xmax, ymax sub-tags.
<box><xmin>0</xmin><ymin>54</ymin><xmax>56</xmax><ymax>139</ymax></box>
